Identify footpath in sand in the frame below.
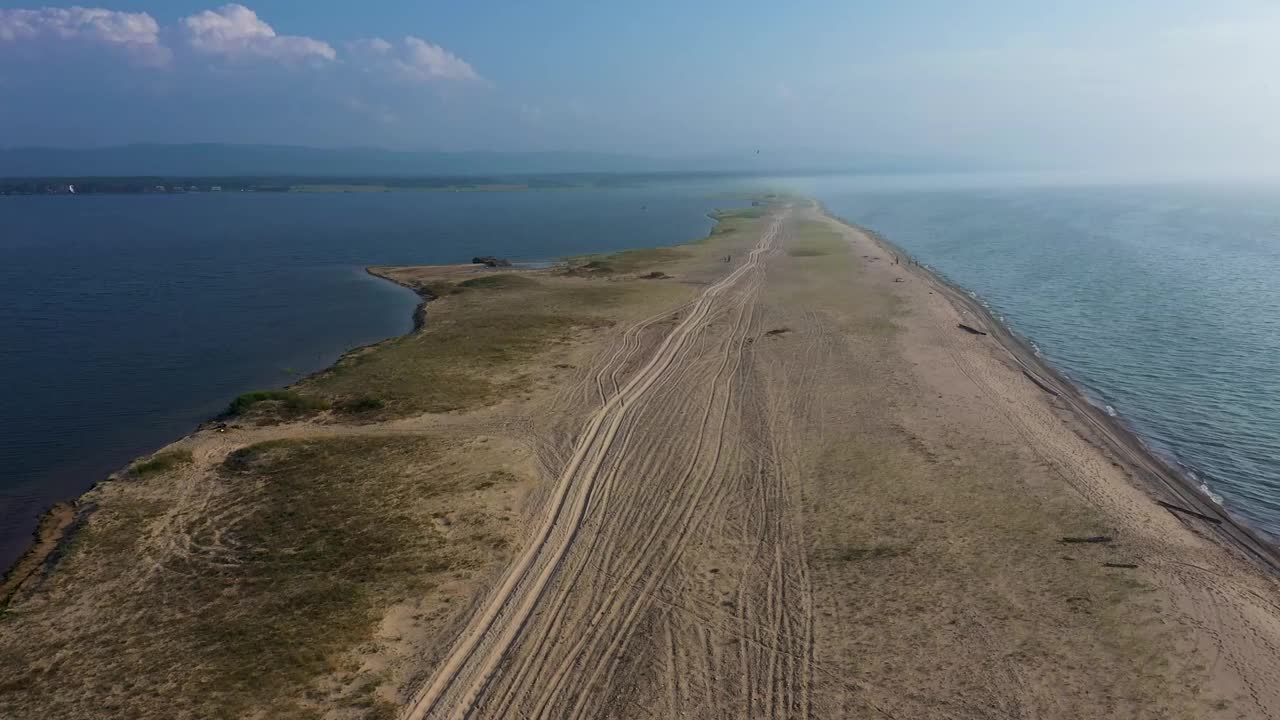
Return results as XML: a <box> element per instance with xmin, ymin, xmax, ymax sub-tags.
<box><xmin>3</xmin><ymin>199</ymin><xmax>1280</xmax><ymax>719</ymax></box>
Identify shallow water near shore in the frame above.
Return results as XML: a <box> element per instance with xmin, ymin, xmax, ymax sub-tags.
<box><xmin>801</xmin><ymin>176</ymin><xmax>1280</xmax><ymax>541</ymax></box>
<box><xmin>0</xmin><ymin>188</ymin><xmax>721</xmax><ymax>572</ymax></box>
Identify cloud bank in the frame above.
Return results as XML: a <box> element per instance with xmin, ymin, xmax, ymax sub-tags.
<box><xmin>0</xmin><ymin>6</ymin><xmax>168</xmax><ymax>66</ymax></box>
<box><xmin>351</xmin><ymin>36</ymin><xmax>482</xmax><ymax>83</ymax></box>
<box><xmin>180</xmin><ymin>4</ymin><xmax>335</xmax><ymax>64</ymax></box>
<box><xmin>0</xmin><ymin>4</ymin><xmax>479</xmax><ymax>79</ymax></box>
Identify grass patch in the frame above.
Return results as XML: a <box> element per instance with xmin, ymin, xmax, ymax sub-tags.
<box><xmin>163</xmin><ymin>437</ymin><xmax>442</xmax><ymax>718</ymax></box>
<box><xmin>456</xmin><ymin>273</ymin><xmax>539</xmax><ymax>290</ymax></box>
<box><xmin>787</xmin><ymin>221</ymin><xmax>849</xmax><ymax>257</ymax></box>
<box><xmin>0</xmin><ymin>434</ymin><xmax>521</xmax><ymax>719</ymax></box>
<box><xmin>305</xmin><ymin>296</ymin><xmax>612</xmax><ymax>416</ymax></box>
<box><xmin>333</xmin><ymin>395</ymin><xmax>385</xmax><ymax>415</ymax></box>
<box><xmin>128</xmin><ymin>449</ymin><xmax>193</xmax><ymax>477</ymax></box>
<box><xmin>309</xmin><ymin>203</ymin><xmax>768</xmax><ymax>418</ymax></box>
<box><xmin>413</xmin><ymin>281</ymin><xmax>460</xmax><ymax>299</ymax></box>
<box><xmin>227</xmin><ymin>390</ymin><xmax>329</xmax><ymax>419</ymax></box>
<box><xmin>714</xmin><ymin>206</ymin><xmax>769</xmax><ymax>220</ymax></box>
<box><xmin>568</xmin><ymin>246</ymin><xmax>689</xmax><ymax>275</ymax></box>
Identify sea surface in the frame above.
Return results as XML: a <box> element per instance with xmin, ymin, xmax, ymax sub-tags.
<box><xmin>797</xmin><ymin>175</ymin><xmax>1280</xmax><ymax>540</ymax></box>
<box><xmin>0</xmin><ymin>188</ymin><xmax>724</xmax><ymax>571</ymax></box>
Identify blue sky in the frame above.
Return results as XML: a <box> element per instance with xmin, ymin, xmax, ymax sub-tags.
<box><xmin>2</xmin><ymin>1</ymin><xmax>1279</xmax><ymax>171</ymax></box>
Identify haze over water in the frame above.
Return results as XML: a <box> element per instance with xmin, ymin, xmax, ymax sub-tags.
<box><xmin>808</xmin><ymin>176</ymin><xmax>1280</xmax><ymax>540</ymax></box>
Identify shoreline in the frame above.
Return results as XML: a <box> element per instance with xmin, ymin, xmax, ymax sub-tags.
<box><xmin>820</xmin><ymin>205</ymin><xmax>1280</xmax><ymax>573</ymax></box>
<box><xmin>7</xmin><ymin>198</ymin><xmax>1280</xmax><ymax>717</ymax></box>
<box><xmin>9</xmin><ymin>201</ymin><xmax>1278</xmax><ymax>590</ymax></box>
<box><xmin>9</xmin><ymin>203</ymin><xmax>1277</xmax><ymax>601</ymax></box>
<box><xmin>0</xmin><ymin>267</ymin><xmax>438</xmax><ymax>602</ymax></box>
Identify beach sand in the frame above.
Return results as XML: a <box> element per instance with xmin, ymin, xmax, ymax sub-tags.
<box><xmin>2</xmin><ymin>199</ymin><xmax>1278</xmax><ymax>719</ymax></box>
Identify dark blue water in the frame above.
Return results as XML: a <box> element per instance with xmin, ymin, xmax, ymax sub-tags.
<box><xmin>0</xmin><ymin>188</ymin><xmax>720</xmax><ymax>570</ymax></box>
<box><xmin>799</xmin><ymin>176</ymin><xmax>1280</xmax><ymax>540</ymax></box>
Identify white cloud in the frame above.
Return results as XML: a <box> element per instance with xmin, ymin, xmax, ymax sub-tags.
<box><xmin>180</xmin><ymin>4</ymin><xmax>335</xmax><ymax>64</ymax></box>
<box><xmin>352</xmin><ymin>35</ymin><xmax>482</xmax><ymax>84</ymax></box>
<box><xmin>0</xmin><ymin>6</ymin><xmax>169</xmax><ymax>66</ymax></box>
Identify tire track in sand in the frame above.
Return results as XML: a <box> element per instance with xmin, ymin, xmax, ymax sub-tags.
<box><xmin>402</xmin><ymin>215</ymin><xmax>784</xmax><ymax>720</ymax></box>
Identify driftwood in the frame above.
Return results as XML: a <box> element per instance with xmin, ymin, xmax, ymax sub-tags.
<box><xmin>1103</xmin><ymin>562</ymin><xmax>1139</xmax><ymax>569</ymax></box>
<box><xmin>1060</xmin><ymin>536</ymin><xmax>1113</xmax><ymax>544</ymax></box>
<box><xmin>1157</xmin><ymin>500</ymin><xmax>1223</xmax><ymax>525</ymax></box>
<box><xmin>957</xmin><ymin>323</ymin><xmax>988</xmax><ymax>336</ymax></box>
<box><xmin>1022</xmin><ymin>369</ymin><xmax>1060</xmax><ymax>397</ymax></box>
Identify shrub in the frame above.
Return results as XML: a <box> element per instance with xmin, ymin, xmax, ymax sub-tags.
<box><xmin>334</xmin><ymin>395</ymin><xmax>385</xmax><ymax>414</ymax></box>
<box><xmin>227</xmin><ymin>390</ymin><xmax>328</xmax><ymax>417</ymax></box>
<box><xmin>129</xmin><ymin>449</ymin><xmax>194</xmax><ymax>477</ymax></box>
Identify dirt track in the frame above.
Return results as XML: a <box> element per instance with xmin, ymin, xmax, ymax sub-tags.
<box><xmin>7</xmin><ymin>200</ymin><xmax>1279</xmax><ymax>719</ymax></box>
<box><xmin>402</xmin><ymin>201</ymin><xmax>1280</xmax><ymax>720</ymax></box>
<box><xmin>406</xmin><ymin>214</ymin><xmax>812</xmax><ymax>719</ymax></box>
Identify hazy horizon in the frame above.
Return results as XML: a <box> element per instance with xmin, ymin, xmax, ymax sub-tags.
<box><xmin>3</xmin><ymin>1</ymin><xmax>1280</xmax><ymax>177</ymax></box>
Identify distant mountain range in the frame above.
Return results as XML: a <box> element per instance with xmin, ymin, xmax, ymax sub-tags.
<box><xmin>0</xmin><ymin>144</ymin><xmax>970</xmax><ymax>178</ymax></box>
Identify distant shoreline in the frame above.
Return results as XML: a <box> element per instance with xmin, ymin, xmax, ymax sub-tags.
<box><xmin>821</xmin><ymin>205</ymin><xmax>1280</xmax><ymax>571</ymax></box>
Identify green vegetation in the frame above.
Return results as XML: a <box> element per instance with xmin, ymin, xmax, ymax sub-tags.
<box><xmin>227</xmin><ymin>389</ymin><xmax>329</xmax><ymax>419</ymax></box>
<box><xmin>786</xmin><ymin>220</ymin><xmax>848</xmax><ymax>257</ymax></box>
<box><xmin>412</xmin><ymin>280</ymin><xmax>460</xmax><ymax>299</ymax></box>
<box><xmin>308</xmin><ymin>312</ymin><xmax>610</xmax><ymax>415</ymax></box>
<box><xmin>190</xmin><ymin>437</ymin><xmax>439</xmax><ymax>711</ymax></box>
<box><xmin>0</xmin><ymin>430</ymin><xmax>523</xmax><ymax>719</ymax></box>
<box><xmin>317</xmin><ymin>206</ymin><xmax>775</xmax><ymax>418</ymax></box>
<box><xmin>333</xmin><ymin>395</ymin><xmax>386</xmax><ymax>415</ymax></box>
<box><xmin>128</xmin><ymin>449</ymin><xmax>194</xmax><ymax>477</ymax></box>
<box><xmin>567</xmin><ymin>246</ymin><xmax>689</xmax><ymax>275</ymax></box>
<box><xmin>305</xmin><ymin>282</ymin><xmax>614</xmax><ymax>415</ymax></box>
<box><xmin>456</xmin><ymin>273</ymin><xmax>539</xmax><ymax>290</ymax></box>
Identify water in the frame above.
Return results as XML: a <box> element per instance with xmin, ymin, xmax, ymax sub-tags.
<box><xmin>0</xmin><ymin>188</ymin><xmax>721</xmax><ymax>571</ymax></box>
<box><xmin>801</xmin><ymin>176</ymin><xmax>1280</xmax><ymax>539</ymax></box>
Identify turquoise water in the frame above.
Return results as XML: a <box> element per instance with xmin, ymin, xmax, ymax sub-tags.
<box><xmin>802</xmin><ymin>176</ymin><xmax>1280</xmax><ymax>540</ymax></box>
<box><xmin>0</xmin><ymin>187</ymin><xmax>722</xmax><ymax>571</ymax></box>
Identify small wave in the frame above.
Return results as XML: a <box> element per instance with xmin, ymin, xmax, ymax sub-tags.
<box><xmin>1199</xmin><ymin>483</ymin><xmax>1225</xmax><ymax>505</ymax></box>
<box><xmin>1104</xmin><ymin>404</ymin><xmax>1117</xmax><ymax>417</ymax></box>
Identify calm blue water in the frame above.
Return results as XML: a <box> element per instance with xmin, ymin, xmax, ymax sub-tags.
<box><xmin>800</xmin><ymin>176</ymin><xmax>1280</xmax><ymax>540</ymax></box>
<box><xmin>0</xmin><ymin>188</ymin><xmax>720</xmax><ymax>570</ymax></box>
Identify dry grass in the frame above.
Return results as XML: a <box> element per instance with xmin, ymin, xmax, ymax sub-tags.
<box><xmin>786</xmin><ymin>220</ymin><xmax>848</xmax><ymax>257</ymax></box>
<box><xmin>324</xmin><ymin>222</ymin><xmax>769</xmax><ymax>420</ymax></box>
<box><xmin>128</xmin><ymin>448</ymin><xmax>194</xmax><ymax>477</ymax></box>
<box><xmin>0</xmin><ymin>434</ymin><xmax>520</xmax><ymax>720</ymax></box>
<box><xmin>565</xmin><ymin>247</ymin><xmax>690</xmax><ymax>275</ymax></box>
<box><xmin>302</xmin><ymin>283</ymin><xmax>615</xmax><ymax>417</ymax></box>
<box><xmin>0</xmin><ymin>201</ymin><xmax>779</xmax><ymax>720</ymax></box>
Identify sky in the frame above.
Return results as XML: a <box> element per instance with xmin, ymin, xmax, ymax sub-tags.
<box><xmin>2</xmin><ymin>0</ymin><xmax>1280</xmax><ymax>173</ymax></box>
